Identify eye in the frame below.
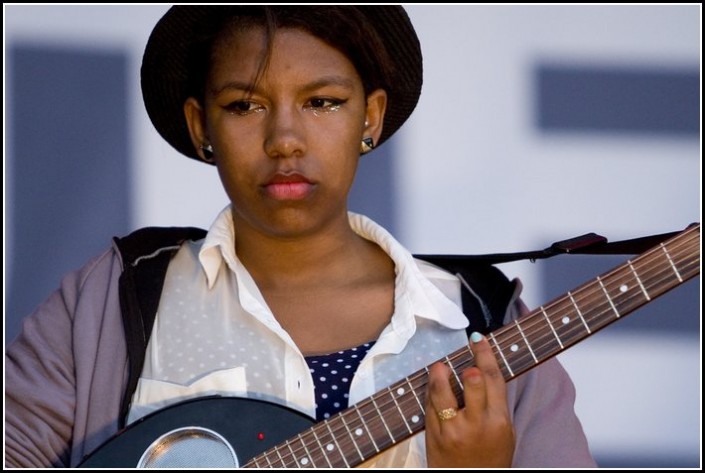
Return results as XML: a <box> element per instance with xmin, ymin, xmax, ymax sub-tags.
<box><xmin>224</xmin><ymin>100</ymin><xmax>265</xmax><ymax>116</ymax></box>
<box><xmin>305</xmin><ymin>98</ymin><xmax>346</xmax><ymax>113</ymax></box>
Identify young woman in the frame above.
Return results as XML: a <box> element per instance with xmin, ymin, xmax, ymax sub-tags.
<box><xmin>5</xmin><ymin>6</ymin><xmax>595</xmax><ymax>468</ymax></box>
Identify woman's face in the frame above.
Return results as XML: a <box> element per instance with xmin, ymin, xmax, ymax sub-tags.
<box><xmin>186</xmin><ymin>26</ymin><xmax>386</xmax><ymax>240</ymax></box>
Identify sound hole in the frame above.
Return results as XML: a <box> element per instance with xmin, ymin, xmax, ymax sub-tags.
<box><xmin>137</xmin><ymin>427</ymin><xmax>239</xmax><ymax>468</ymax></box>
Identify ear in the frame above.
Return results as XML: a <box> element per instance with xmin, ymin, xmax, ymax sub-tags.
<box><xmin>363</xmin><ymin>89</ymin><xmax>388</xmax><ymax>145</ymax></box>
<box><xmin>183</xmin><ymin>97</ymin><xmax>210</xmax><ymax>161</ymax></box>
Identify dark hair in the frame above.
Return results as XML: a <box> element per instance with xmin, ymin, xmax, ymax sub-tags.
<box><xmin>186</xmin><ymin>6</ymin><xmax>395</xmax><ymax>104</ymax></box>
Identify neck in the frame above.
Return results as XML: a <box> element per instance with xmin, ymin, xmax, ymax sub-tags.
<box><xmin>233</xmin><ymin>213</ymin><xmax>380</xmax><ymax>290</ymax></box>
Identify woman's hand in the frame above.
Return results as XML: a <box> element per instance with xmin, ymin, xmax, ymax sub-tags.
<box><xmin>424</xmin><ymin>332</ymin><xmax>515</xmax><ymax>468</ymax></box>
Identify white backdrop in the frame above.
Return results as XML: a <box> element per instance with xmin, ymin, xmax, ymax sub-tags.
<box><xmin>5</xmin><ymin>4</ymin><xmax>701</xmax><ymax>467</ymax></box>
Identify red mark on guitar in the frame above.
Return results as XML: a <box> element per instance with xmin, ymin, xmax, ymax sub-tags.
<box><xmin>257</xmin><ymin>432</ymin><xmax>265</xmax><ymax>441</ymax></box>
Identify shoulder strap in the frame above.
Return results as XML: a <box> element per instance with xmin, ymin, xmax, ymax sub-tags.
<box><xmin>413</xmin><ymin>226</ymin><xmax>692</xmax><ymax>336</ymax></box>
<box><xmin>113</xmin><ymin>226</ymin><xmax>207</xmax><ymax>428</ymax></box>
<box><xmin>416</xmin><ymin>227</ymin><xmax>689</xmax><ymax>266</ymax></box>
<box><xmin>414</xmin><ymin>255</ymin><xmax>516</xmax><ymax>336</ymax></box>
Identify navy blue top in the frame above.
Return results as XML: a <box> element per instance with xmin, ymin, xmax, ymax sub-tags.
<box><xmin>304</xmin><ymin>341</ymin><xmax>376</xmax><ymax>422</ymax></box>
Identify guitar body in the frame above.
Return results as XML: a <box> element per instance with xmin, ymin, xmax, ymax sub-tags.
<box><xmin>78</xmin><ymin>396</ymin><xmax>314</xmax><ymax>468</ymax></box>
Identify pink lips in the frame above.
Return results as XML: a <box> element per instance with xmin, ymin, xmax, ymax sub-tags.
<box><xmin>263</xmin><ymin>173</ymin><xmax>314</xmax><ymax>201</ymax></box>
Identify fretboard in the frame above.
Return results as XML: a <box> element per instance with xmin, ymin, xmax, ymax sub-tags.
<box><xmin>245</xmin><ymin>224</ymin><xmax>700</xmax><ymax>468</ymax></box>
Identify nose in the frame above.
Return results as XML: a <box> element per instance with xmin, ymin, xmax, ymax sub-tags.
<box><xmin>263</xmin><ymin>105</ymin><xmax>306</xmax><ymax>159</ymax></box>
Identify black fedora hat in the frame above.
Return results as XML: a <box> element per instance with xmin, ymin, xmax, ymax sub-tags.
<box><xmin>141</xmin><ymin>5</ymin><xmax>423</xmax><ymax>163</ymax></box>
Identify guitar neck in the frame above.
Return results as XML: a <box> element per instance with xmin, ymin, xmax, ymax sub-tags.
<box><xmin>245</xmin><ymin>224</ymin><xmax>700</xmax><ymax>468</ymax></box>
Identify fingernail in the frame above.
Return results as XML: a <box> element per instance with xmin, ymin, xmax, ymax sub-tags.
<box><xmin>470</xmin><ymin>332</ymin><xmax>483</xmax><ymax>343</ymax></box>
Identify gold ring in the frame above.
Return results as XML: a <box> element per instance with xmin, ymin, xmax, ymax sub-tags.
<box><xmin>437</xmin><ymin>407</ymin><xmax>458</xmax><ymax>421</ymax></box>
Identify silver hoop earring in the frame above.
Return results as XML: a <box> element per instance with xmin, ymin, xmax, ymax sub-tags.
<box><xmin>360</xmin><ymin>137</ymin><xmax>375</xmax><ymax>155</ymax></box>
<box><xmin>200</xmin><ymin>144</ymin><xmax>215</xmax><ymax>163</ymax></box>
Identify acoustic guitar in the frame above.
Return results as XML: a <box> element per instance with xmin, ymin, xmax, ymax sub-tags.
<box><xmin>79</xmin><ymin>223</ymin><xmax>700</xmax><ymax>468</ymax></box>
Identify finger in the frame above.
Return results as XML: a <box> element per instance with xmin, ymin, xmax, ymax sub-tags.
<box><xmin>467</xmin><ymin>332</ymin><xmax>508</xmax><ymax>408</ymax></box>
<box><xmin>460</xmin><ymin>365</ymin><xmax>487</xmax><ymax>422</ymax></box>
<box><xmin>425</xmin><ymin>362</ymin><xmax>459</xmax><ymax>433</ymax></box>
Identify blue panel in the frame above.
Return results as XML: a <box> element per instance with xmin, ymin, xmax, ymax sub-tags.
<box><xmin>7</xmin><ymin>45</ymin><xmax>131</xmax><ymax>343</ymax></box>
<box><xmin>539</xmin><ymin>253</ymin><xmax>699</xmax><ymax>335</ymax></box>
<box><xmin>536</xmin><ymin>65</ymin><xmax>699</xmax><ymax>134</ymax></box>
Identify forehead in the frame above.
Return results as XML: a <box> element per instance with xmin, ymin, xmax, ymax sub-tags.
<box><xmin>208</xmin><ymin>26</ymin><xmax>362</xmax><ymax>90</ymax></box>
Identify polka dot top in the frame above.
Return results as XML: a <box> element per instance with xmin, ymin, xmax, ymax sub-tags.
<box><xmin>305</xmin><ymin>341</ymin><xmax>376</xmax><ymax>422</ymax></box>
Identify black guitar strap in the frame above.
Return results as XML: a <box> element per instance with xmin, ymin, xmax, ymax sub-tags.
<box><xmin>112</xmin><ymin>225</ymin><xmax>687</xmax><ymax>427</ymax></box>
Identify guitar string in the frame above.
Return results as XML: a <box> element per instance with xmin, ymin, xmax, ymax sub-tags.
<box><xmin>247</xmin><ymin>227</ymin><xmax>699</xmax><ymax>467</ymax></box>
<box><xmin>485</xmin><ymin>230</ymin><xmax>701</xmax><ymax>379</ymax></box>
<box><xmin>269</xmin><ymin>228</ymin><xmax>701</xmax><ymax>466</ymax></box>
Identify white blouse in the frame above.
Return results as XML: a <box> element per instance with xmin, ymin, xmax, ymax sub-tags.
<box><xmin>129</xmin><ymin>205</ymin><xmax>481</xmax><ymax>467</ymax></box>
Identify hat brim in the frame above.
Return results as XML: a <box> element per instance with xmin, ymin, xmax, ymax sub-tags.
<box><xmin>141</xmin><ymin>5</ymin><xmax>422</xmax><ymax>162</ymax></box>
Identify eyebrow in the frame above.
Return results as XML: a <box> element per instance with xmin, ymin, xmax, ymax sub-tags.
<box><xmin>211</xmin><ymin>75</ymin><xmax>356</xmax><ymax>97</ymax></box>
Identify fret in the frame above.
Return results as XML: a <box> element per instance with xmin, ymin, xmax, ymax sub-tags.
<box><xmin>498</xmin><ymin>316</ymin><xmax>558</xmax><ymax>377</ymax></box>
<box><xmin>405</xmin><ymin>377</ymin><xmax>425</xmax><ymax>413</ymax></box>
<box><xmin>369</xmin><ymin>397</ymin><xmax>396</xmax><ymax>443</ymax></box>
<box><xmin>285</xmin><ymin>440</ymin><xmax>304</xmax><ymax>467</ymax></box>
<box><xmin>567</xmin><ymin>291</ymin><xmax>592</xmax><ymax>333</ymax></box>
<box><xmin>263</xmin><ymin>453</ymin><xmax>273</xmax><ymax>468</ymax></box>
<box><xmin>446</xmin><ymin>355</ymin><xmax>463</xmax><ymax>385</ymax></box>
<box><xmin>270</xmin><ymin>442</ymin><xmax>287</xmax><ymax>467</ymax></box>
<box><xmin>543</xmin><ymin>297</ymin><xmax>589</xmax><ymax>349</ymax></box>
<box><xmin>596</xmin><ymin>277</ymin><xmax>620</xmax><ymax>320</ymax></box>
<box><xmin>317</xmin><ymin>422</ymin><xmax>349</xmax><ymax>468</ymax></box>
<box><xmin>386</xmin><ymin>386</ymin><xmax>413</xmax><ymax>434</ymax></box>
<box><xmin>627</xmin><ymin>260</ymin><xmax>651</xmax><ymax>301</ymax></box>
<box><xmin>514</xmin><ymin>319</ymin><xmax>538</xmax><ymax>364</ymax></box>
<box><xmin>252</xmin><ymin>455</ymin><xmax>272</xmax><ymax>468</ymax></box>
<box><xmin>488</xmin><ymin>332</ymin><xmax>513</xmax><ymax>377</ymax></box>
<box><xmin>337</xmin><ymin>413</ymin><xmax>365</xmax><ymax>463</ymax></box>
<box><xmin>322</xmin><ymin>417</ymin><xmax>350</xmax><ymax>468</ymax></box>
<box><xmin>661</xmin><ymin>243</ymin><xmax>684</xmax><ymax>282</ymax></box>
<box><xmin>384</xmin><ymin>378</ymin><xmax>426</xmax><ymax>435</ymax></box>
<box><xmin>540</xmin><ymin>305</ymin><xmax>563</xmax><ymax>349</ymax></box>
<box><xmin>296</xmin><ymin>433</ymin><xmax>322</xmax><ymax>468</ymax></box>
<box><xmin>597</xmin><ymin>265</ymin><xmax>651</xmax><ymax>325</ymax></box>
<box><xmin>351</xmin><ymin>404</ymin><xmax>380</xmax><ymax>454</ymax></box>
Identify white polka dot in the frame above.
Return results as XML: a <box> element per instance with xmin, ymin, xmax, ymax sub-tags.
<box><xmin>322</xmin><ymin>394</ymin><xmax>328</xmax><ymax>399</ymax></box>
<box><xmin>331</xmin><ymin>370</ymin><xmax>338</xmax><ymax>375</ymax></box>
<box><xmin>333</xmin><ymin>402</ymin><xmax>340</xmax><ymax>408</ymax></box>
<box><xmin>322</xmin><ymin>363</ymin><xmax>329</xmax><ymax>367</ymax></box>
<box><xmin>320</xmin><ymin>376</ymin><xmax>326</xmax><ymax>382</ymax></box>
<box><xmin>342</xmin><ymin>377</ymin><xmax>348</xmax><ymax>382</ymax></box>
<box><xmin>331</xmin><ymin>385</ymin><xmax>338</xmax><ymax>390</ymax></box>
